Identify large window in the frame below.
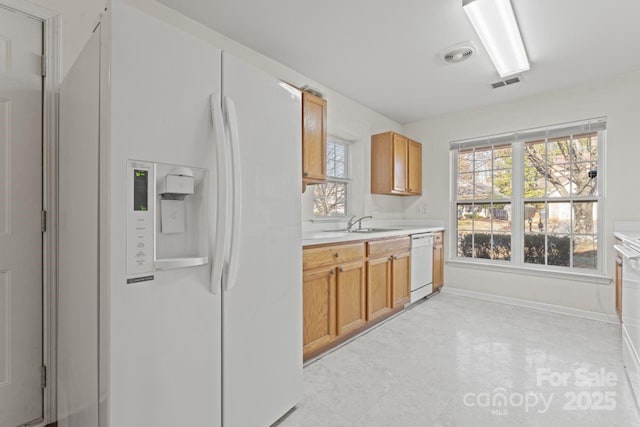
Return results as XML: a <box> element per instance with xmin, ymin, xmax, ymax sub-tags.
<box><xmin>452</xmin><ymin>119</ymin><xmax>605</xmax><ymax>272</ymax></box>
<box><xmin>313</xmin><ymin>137</ymin><xmax>349</xmax><ymax>217</ymax></box>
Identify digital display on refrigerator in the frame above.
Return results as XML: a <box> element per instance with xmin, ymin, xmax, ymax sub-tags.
<box><xmin>133</xmin><ymin>169</ymin><xmax>148</xmax><ymax>211</ymax></box>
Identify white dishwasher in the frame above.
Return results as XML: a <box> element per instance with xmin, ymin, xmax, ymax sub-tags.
<box><xmin>410</xmin><ymin>233</ymin><xmax>434</xmax><ymax>304</ymax></box>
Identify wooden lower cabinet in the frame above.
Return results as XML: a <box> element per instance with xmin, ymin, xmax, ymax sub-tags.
<box><xmin>336</xmin><ymin>261</ymin><xmax>367</xmax><ymax>335</ymax></box>
<box><xmin>303</xmin><ymin>235</ymin><xmax>417</xmax><ymax>360</ymax></box>
<box><xmin>392</xmin><ymin>250</ymin><xmax>411</xmax><ymax>307</ymax></box>
<box><xmin>433</xmin><ymin>231</ymin><xmax>444</xmax><ymax>290</ymax></box>
<box><xmin>303</xmin><ymin>268</ymin><xmax>336</xmax><ymax>356</ymax></box>
<box><xmin>366</xmin><ymin>256</ymin><xmax>394</xmax><ymax>321</ymax></box>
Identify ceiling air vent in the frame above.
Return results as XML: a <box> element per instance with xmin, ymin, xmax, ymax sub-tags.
<box><xmin>491</xmin><ymin>77</ymin><xmax>521</xmax><ymax>89</ymax></box>
<box><xmin>439</xmin><ymin>42</ymin><xmax>476</xmax><ymax>64</ymax></box>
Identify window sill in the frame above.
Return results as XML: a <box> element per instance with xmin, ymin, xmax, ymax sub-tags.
<box><xmin>446</xmin><ymin>259</ymin><xmax>612</xmax><ymax>285</ymax></box>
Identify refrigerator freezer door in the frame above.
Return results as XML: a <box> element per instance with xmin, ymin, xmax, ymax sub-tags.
<box><xmin>222</xmin><ymin>52</ymin><xmax>303</xmax><ymax>427</ymax></box>
<box><xmin>107</xmin><ymin>2</ymin><xmax>222</xmax><ymax>426</ymax></box>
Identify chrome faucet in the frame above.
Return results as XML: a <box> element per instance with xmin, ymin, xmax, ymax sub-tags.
<box><xmin>346</xmin><ymin>215</ymin><xmax>373</xmax><ymax>231</ymax></box>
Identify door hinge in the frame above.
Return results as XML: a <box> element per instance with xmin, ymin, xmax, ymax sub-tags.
<box><xmin>41</xmin><ymin>365</ymin><xmax>47</xmax><ymax>388</ymax></box>
<box><xmin>41</xmin><ymin>210</ymin><xmax>47</xmax><ymax>232</ymax></box>
<box><xmin>41</xmin><ymin>54</ymin><xmax>47</xmax><ymax>77</ymax></box>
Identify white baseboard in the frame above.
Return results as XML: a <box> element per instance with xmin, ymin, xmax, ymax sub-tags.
<box><xmin>441</xmin><ymin>286</ymin><xmax>620</xmax><ymax>324</ymax></box>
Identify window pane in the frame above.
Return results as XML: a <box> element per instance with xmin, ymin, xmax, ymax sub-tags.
<box><xmin>458</xmin><ymin>151</ymin><xmax>474</xmax><ymax>173</ymax></box>
<box><xmin>546</xmin><ymin>163</ymin><xmax>570</xmax><ymax>197</ymax></box>
<box><xmin>548</xmin><ymin>235</ymin><xmax>571</xmax><ymax>267</ymax></box>
<box><xmin>493</xmin><ymin>145</ymin><xmax>512</xmax><ymax>169</ymax></box>
<box><xmin>473</xmin><ymin>232</ymin><xmax>491</xmax><ymax>259</ymax></box>
<box><xmin>326</xmin><ymin>141</ymin><xmax>347</xmax><ymax>179</ymax></box>
<box><xmin>524</xmin><ymin>234</ymin><xmax>546</xmax><ymax>265</ymax></box>
<box><xmin>547</xmin><ymin>202</ymin><xmax>571</xmax><ymax>233</ymax></box>
<box><xmin>493</xmin><ymin>232</ymin><xmax>511</xmax><ymax>261</ymax></box>
<box><xmin>474</xmin><ymin>148</ymin><xmax>492</xmax><ymax>172</ymax></box>
<box><xmin>313</xmin><ymin>182</ymin><xmax>346</xmax><ymax>217</ymax></box>
<box><xmin>524</xmin><ymin>202</ymin><xmax>545</xmax><ymax>233</ymax></box>
<box><xmin>524</xmin><ymin>141</ymin><xmax>545</xmax><ymax>168</ymax></box>
<box><xmin>571</xmin><ymin>162</ymin><xmax>597</xmax><ymax>196</ymax></box>
<box><xmin>524</xmin><ymin>167</ymin><xmax>545</xmax><ymax>199</ymax></box>
<box><xmin>458</xmin><ymin>232</ymin><xmax>473</xmax><ymax>257</ymax></box>
<box><xmin>493</xmin><ymin>169</ymin><xmax>512</xmax><ymax>199</ymax></box>
<box><xmin>474</xmin><ymin>172</ymin><xmax>491</xmax><ymax>199</ymax></box>
<box><xmin>571</xmin><ymin>133</ymin><xmax>598</xmax><ymax>163</ymax></box>
<box><xmin>474</xmin><ymin>204</ymin><xmax>492</xmax><ymax>231</ymax></box>
<box><xmin>457</xmin><ymin>204</ymin><xmax>473</xmax><ymax>231</ymax></box>
<box><xmin>334</xmin><ymin>144</ymin><xmax>345</xmax><ymax>162</ymax></box>
<box><xmin>573</xmin><ymin>202</ymin><xmax>598</xmax><ymax>235</ymax></box>
<box><xmin>492</xmin><ymin>203</ymin><xmax>511</xmax><ymax>232</ymax></box>
<box><xmin>524</xmin><ymin>202</ymin><xmax>546</xmax><ymax>265</ymax></box>
<box><xmin>573</xmin><ymin>235</ymin><xmax>597</xmax><ymax>269</ymax></box>
<box><xmin>457</xmin><ymin>173</ymin><xmax>474</xmax><ymax>200</ymax></box>
<box><xmin>548</xmin><ymin>137</ymin><xmax>571</xmax><ymax>164</ymax></box>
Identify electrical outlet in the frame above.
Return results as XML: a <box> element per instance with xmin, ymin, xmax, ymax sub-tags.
<box><xmin>419</xmin><ymin>203</ymin><xmax>428</xmax><ymax>214</ymax></box>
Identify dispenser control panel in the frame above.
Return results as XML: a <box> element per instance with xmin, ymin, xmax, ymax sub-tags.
<box><xmin>126</xmin><ymin>160</ymin><xmax>155</xmax><ymax>278</ymax></box>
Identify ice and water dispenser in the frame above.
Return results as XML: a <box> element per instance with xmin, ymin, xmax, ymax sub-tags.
<box><xmin>126</xmin><ymin>160</ymin><xmax>209</xmax><ymax>283</ymax></box>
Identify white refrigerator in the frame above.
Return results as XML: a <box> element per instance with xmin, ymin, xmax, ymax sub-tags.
<box><xmin>57</xmin><ymin>1</ymin><xmax>302</xmax><ymax>426</ymax></box>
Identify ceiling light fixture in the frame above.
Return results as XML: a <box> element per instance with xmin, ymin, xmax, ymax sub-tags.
<box><xmin>463</xmin><ymin>0</ymin><xmax>529</xmax><ymax>78</ymax></box>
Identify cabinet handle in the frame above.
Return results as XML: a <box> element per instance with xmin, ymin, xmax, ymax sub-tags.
<box><xmin>388</xmin><ymin>256</ymin><xmax>393</xmax><ymax>261</ymax></box>
<box><xmin>329</xmin><ymin>270</ymin><xmax>335</xmax><ymax>275</ymax></box>
<box><xmin>339</xmin><ymin>267</ymin><xmax>344</xmax><ymax>273</ymax></box>
<box><xmin>334</xmin><ymin>253</ymin><xmax>339</xmax><ymax>258</ymax></box>
<box><xmin>393</xmin><ymin>256</ymin><xmax>398</xmax><ymax>260</ymax></box>
<box><xmin>303</xmin><ymin>171</ymin><xmax>309</xmax><ymax>177</ymax></box>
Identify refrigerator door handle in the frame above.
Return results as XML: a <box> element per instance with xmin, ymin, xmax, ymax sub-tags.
<box><xmin>223</xmin><ymin>95</ymin><xmax>242</xmax><ymax>291</ymax></box>
<box><xmin>209</xmin><ymin>93</ymin><xmax>230</xmax><ymax>294</ymax></box>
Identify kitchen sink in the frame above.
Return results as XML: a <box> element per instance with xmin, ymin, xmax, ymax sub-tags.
<box><xmin>350</xmin><ymin>228</ymin><xmax>402</xmax><ymax>233</ymax></box>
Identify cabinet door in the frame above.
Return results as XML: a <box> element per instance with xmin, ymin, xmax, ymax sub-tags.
<box><xmin>392</xmin><ymin>251</ymin><xmax>411</xmax><ymax>307</ymax></box>
<box><xmin>616</xmin><ymin>256</ymin><xmax>623</xmax><ymax>321</ymax></box>
<box><xmin>392</xmin><ymin>133</ymin><xmax>408</xmax><ymax>192</ymax></box>
<box><xmin>433</xmin><ymin>232</ymin><xmax>444</xmax><ymax>290</ymax></box>
<box><xmin>303</xmin><ymin>268</ymin><xmax>336</xmax><ymax>357</ymax></box>
<box><xmin>336</xmin><ymin>261</ymin><xmax>367</xmax><ymax>336</ymax></box>
<box><xmin>367</xmin><ymin>256</ymin><xmax>393</xmax><ymax>321</ymax></box>
<box><xmin>302</xmin><ymin>92</ymin><xmax>327</xmax><ymax>183</ymax></box>
<box><xmin>408</xmin><ymin>140</ymin><xmax>422</xmax><ymax>195</ymax></box>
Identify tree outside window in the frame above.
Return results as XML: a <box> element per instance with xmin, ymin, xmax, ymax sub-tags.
<box><xmin>454</xmin><ymin>122</ymin><xmax>603</xmax><ymax>272</ymax></box>
<box><xmin>314</xmin><ymin>138</ymin><xmax>349</xmax><ymax>217</ymax></box>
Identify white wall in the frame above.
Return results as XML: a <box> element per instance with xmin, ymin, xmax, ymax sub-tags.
<box><xmin>404</xmin><ymin>69</ymin><xmax>640</xmax><ymax>315</ymax></box>
<box><xmin>26</xmin><ymin>0</ymin><xmax>405</xmax><ymax>223</ymax></box>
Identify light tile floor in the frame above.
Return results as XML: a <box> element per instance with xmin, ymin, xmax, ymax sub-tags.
<box><xmin>278</xmin><ymin>293</ymin><xmax>640</xmax><ymax>426</ymax></box>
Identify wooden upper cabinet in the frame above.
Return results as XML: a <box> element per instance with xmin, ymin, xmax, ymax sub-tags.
<box><xmin>302</xmin><ymin>91</ymin><xmax>327</xmax><ymax>186</ymax></box>
<box><xmin>392</xmin><ymin>134</ymin><xmax>408</xmax><ymax>192</ymax></box>
<box><xmin>408</xmin><ymin>140</ymin><xmax>422</xmax><ymax>194</ymax></box>
<box><xmin>371</xmin><ymin>131</ymin><xmax>422</xmax><ymax>196</ymax></box>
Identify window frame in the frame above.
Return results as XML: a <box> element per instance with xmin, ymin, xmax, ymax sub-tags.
<box><xmin>312</xmin><ymin>136</ymin><xmax>351</xmax><ymax>218</ymax></box>
<box><xmin>450</xmin><ymin>123</ymin><xmax>606</xmax><ymax>276</ymax></box>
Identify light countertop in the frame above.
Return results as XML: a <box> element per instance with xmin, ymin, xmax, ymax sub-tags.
<box><xmin>302</xmin><ymin>226</ymin><xmax>445</xmax><ymax>247</ymax></box>
<box><xmin>614</xmin><ymin>231</ymin><xmax>640</xmax><ymax>253</ymax></box>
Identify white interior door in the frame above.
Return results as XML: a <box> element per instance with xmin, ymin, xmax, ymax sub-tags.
<box><xmin>0</xmin><ymin>6</ymin><xmax>43</xmax><ymax>427</ymax></box>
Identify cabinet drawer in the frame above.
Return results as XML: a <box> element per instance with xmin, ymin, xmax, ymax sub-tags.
<box><xmin>304</xmin><ymin>243</ymin><xmax>365</xmax><ymax>270</ymax></box>
<box><xmin>367</xmin><ymin>237</ymin><xmax>410</xmax><ymax>258</ymax></box>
